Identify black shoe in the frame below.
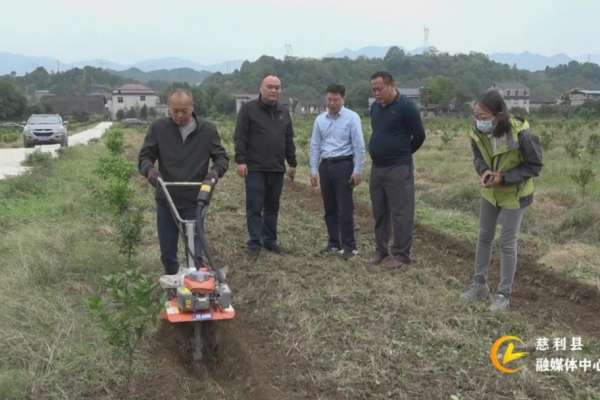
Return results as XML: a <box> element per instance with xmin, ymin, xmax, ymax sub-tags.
<box><xmin>396</xmin><ymin>255</ymin><xmax>413</xmax><ymax>264</ymax></box>
<box><xmin>263</xmin><ymin>243</ymin><xmax>282</xmax><ymax>254</ymax></box>
<box><xmin>372</xmin><ymin>252</ymin><xmax>389</xmax><ymax>265</ymax></box>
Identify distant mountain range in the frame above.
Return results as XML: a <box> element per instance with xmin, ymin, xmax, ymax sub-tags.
<box><xmin>0</xmin><ymin>52</ymin><xmax>244</xmax><ymax>76</ymax></box>
<box><xmin>3</xmin><ymin>48</ymin><xmax>600</xmax><ymax>77</ymax></box>
<box><xmin>323</xmin><ymin>46</ymin><xmax>600</xmax><ymax>71</ymax></box>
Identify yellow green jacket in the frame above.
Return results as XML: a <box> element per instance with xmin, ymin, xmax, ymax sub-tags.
<box><xmin>469</xmin><ymin>118</ymin><xmax>543</xmax><ymax>209</ymax></box>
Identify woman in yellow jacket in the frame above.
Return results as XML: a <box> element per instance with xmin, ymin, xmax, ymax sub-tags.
<box><xmin>461</xmin><ymin>90</ymin><xmax>543</xmax><ymax>311</ymax></box>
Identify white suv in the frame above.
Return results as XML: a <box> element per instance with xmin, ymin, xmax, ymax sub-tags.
<box><xmin>23</xmin><ymin>114</ymin><xmax>68</xmax><ymax>148</ymax></box>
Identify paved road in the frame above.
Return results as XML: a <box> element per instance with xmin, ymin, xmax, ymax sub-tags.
<box><xmin>0</xmin><ymin>122</ymin><xmax>112</xmax><ymax>180</ymax></box>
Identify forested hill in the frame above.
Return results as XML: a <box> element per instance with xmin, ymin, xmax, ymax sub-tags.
<box><xmin>201</xmin><ymin>48</ymin><xmax>600</xmax><ymax>109</ymax></box>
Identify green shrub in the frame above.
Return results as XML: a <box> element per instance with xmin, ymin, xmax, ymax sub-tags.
<box><xmin>88</xmin><ymin>268</ymin><xmax>159</xmax><ymax>396</ymax></box>
<box><xmin>117</xmin><ymin>206</ymin><xmax>144</xmax><ymax>265</ymax></box>
<box><xmin>105</xmin><ymin>129</ymin><xmax>124</xmax><ymax>155</ymax></box>
<box><xmin>570</xmin><ymin>162</ymin><xmax>596</xmax><ymax>198</ymax></box>
<box><xmin>23</xmin><ymin>151</ymin><xmax>54</xmax><ymax>168</ymax></box>
<box><xmin>586</xmin><ymin>132</ymin><xmax>600</xmax><ymax>156</ymax></box>
<box><xmin>563</xmin><ymin>138</ymin><xmax>582</xmax><ymax>159</ymax></box>
<box><xmin>95</xmin><ymin>154</ymin><xmax>133</xmax><ymax>181</ymax></box>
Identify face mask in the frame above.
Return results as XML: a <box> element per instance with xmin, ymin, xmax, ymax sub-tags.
<box><xmin>476</xmin><ymin>119</ymin><xmax>494</xmax><ymax>133</ymax></box>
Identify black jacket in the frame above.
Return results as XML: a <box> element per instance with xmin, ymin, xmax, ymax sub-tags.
<box><xmin>138</xmin><ymin>114</ymin><xmax>229</xmax><ymax>208</ymax></box>
<box><xmin>369</xmin><ymin>93</ymin><xmax>426</xmax><ymax>167</ymax></box>
<box><xmin>234</xmin><ymin>97</ymin><xmax>297</xmax><ymax>172</ymax></box>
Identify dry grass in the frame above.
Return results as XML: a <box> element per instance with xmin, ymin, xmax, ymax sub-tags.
<box><xmin>1</xmin><ymin>122</ymin><xmax>600</xmax><ymax>399</ymax></box>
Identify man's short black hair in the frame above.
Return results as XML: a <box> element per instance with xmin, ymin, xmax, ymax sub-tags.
<box><xmin>370</xmin><ymin>71</ymin><xmax>395</xmax><ymax>85</ymax></box>
<box><xmin>326</xmin><ymin>83</ymin><xmax>346</xmax><ymax>97</ymax></box>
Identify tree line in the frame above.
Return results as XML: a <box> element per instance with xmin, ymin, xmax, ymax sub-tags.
<box><xmin>3</xmin><ymin>49</ymin><xmax>600</xmax><ymax>120</ymax></box>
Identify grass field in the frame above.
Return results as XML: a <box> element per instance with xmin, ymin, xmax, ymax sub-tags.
<box><xmin>0</xmin><ymin>115</ymin><xmax>599</xmax><ymax>399</ymax></box>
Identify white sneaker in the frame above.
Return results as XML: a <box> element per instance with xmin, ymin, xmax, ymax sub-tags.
<box><xmin>339</xmin><ymin>249</ymin><xmax>359</xmax><ymax>260</ymax></box>
<box><xmin>489</xmin><ymin>294</ymin><xmax>510</xmax><ymax>312</ymax></box>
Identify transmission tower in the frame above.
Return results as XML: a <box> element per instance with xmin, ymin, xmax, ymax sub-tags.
<box><xmin>285</xmin><ymin>42</ymin><xmax>294</xmax><ymax>58</ymax></box>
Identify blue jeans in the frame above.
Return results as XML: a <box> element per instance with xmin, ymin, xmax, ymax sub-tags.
<box><xmin>245</xmin><ymin>171</ymin><xmax>284</xmax><ymax>249</ymax></box>
<box><xmin>156</xmin><ymin>201</ymin><xmax>203</xmax><ymax>275</ymax></box>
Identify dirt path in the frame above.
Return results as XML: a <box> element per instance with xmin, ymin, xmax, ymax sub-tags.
<box><xmin>289</xmin><ymin>181</ymin><xmax>600</xmax><ymax>337</ymax></box>
<box><xmin>0</xmin><ymin>122</ymin><xmax>112</xmax><ymax>180</ymax></box>
<box><xmin>137</xmin><ymin>176</ymin><xmax>600</xmax><ymax>399</ymax></box>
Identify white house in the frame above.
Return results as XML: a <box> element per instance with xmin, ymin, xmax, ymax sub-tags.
<box><xmin>489</xmin><ymin>82</ymin><xmax>530</xmax><ymax>112</ymax></box>
<box><xmin>110</xmin><ymin>84</ymin><xmax>159</xmax><ymax>119</ymax></box>
<box><xmin>564</xmin><ymin>89</ymin><xmax>600</xmax><ymax>106</ymax></box>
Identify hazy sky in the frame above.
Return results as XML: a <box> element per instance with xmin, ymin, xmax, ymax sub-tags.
<box><xmin>3</xmin><ymin>0</ymin><xmax>599</xmax><ymax>64</ymax></box>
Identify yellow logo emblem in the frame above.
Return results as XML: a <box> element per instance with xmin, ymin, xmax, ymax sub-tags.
<box><xmin>490</xmin><ymin>336</ymin><xmax>528</xmax><ymax>374</ymax></box>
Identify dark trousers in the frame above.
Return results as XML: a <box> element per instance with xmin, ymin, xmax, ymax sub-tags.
<box><xmin>369</xmin><ymin>163</ymin><xmax>415</xmax><ymax>259</ymax></box>
<box><xmin>156</xmin><ymin>201</ymin><xmax>203</xmax><ymax>275</ymax></box>
<box><xmin>245</xmin><ymin>171</ymin><xmax>284</xmax><ymax>249</ymax></box>
<box><xmin>319</xmin><ymin>158</ymin><xmax>356</xmax><ymax>251</ymax></box>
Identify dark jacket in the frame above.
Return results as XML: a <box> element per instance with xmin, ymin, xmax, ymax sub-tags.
<box><xmin>369</xmin><ymin>93</ymin><xmax>426</xmax><ymax>167</ymax></box>
<box><xmin>234</xmin><ymin>97</ymin><xmax>297</xmax><ymax>172</ymax></box>
<box><xmin>138</xmin><ymin>114</ymin><xmax>229</xmax><ymax>208</ymax></box>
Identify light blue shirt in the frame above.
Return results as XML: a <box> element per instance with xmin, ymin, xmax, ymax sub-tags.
<box><xmin>309</xmin><ymin>106</ymin><xmax>365</xmax><ymax>176</ymax></box>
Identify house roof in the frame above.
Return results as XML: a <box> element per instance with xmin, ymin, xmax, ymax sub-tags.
<box><xmin>398</xmin><ymin>88</ymin><xmax>421</xmax><ymax>96</ymax></box>
<box><xmin>113</xmin><ymin>84</ymin><xmax>155</xmax><ymax>95</ymax></box>
<box><xmin>491</xmin><ymin>82</ymin><xmax>529</xmax><ymax>91</ymax></box>
<box><xmin>571</xmin><ymin>89</ymin><xmax>600</xmax><ymax>95</ymax></box>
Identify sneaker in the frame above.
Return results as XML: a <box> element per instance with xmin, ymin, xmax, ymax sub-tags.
<box><xmin>460</xmin><ymin>282</ymin><xmax>490</xmax><ymax>301</ymax></box>
<box><xmin>339</xmin><ymin>249</ymin><xmax>359</xmax><ymax>260</ymax></box>
<box><xmin>320</xmin><ymin>245</ymin><xmax>341</xmax><ymax>255</ymax></box>
<box><xmin>264</xmin><ymin>243</ymin><xmax>283</xmax><ymax>254</ymax></box>
<box><xmin>489</xmin><ymin>293</ymin><xmax>510</xmax><ymax>312</ymax></box>
<box><xmin>372</xmin><ymin>252</ymin><xmax>389</xmax><ymax>265</ymax></box>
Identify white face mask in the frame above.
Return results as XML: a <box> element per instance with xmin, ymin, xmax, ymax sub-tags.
<box><xmin>476</xmin><ymin>119</ymin><xmax>494</xmax><ymax>133</ymax></box>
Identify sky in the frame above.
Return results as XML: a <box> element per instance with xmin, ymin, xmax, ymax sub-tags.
<box><xmin>2</xmin><ymin>0</ymin><xmax>599</xmax><ymax>64</ymax></box>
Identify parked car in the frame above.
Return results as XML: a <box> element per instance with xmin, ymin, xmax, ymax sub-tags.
<box><xmin>22</xmin><ymin>114</ymin><xmax>68</xmax><ymax>148</ymax></box>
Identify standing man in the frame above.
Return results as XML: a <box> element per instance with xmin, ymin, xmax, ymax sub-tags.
<box><xmin>138</xmin><ymin>88</ymin><xmax>229</xmax><ymax>275</ymax></box>
<box><xmin>310</xmin><ymin>84</ymin><xmax>365</xmax><ymax>259</ymax></box>
<box><xmin>234</xmin><ymin>75</ymin><xmax>297</xmax><ymax>258</ymax></box>
<box><xmin>369</xmin><ymin>71</ymin><xmax>426</xmax><ymax>269</ymax></box>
